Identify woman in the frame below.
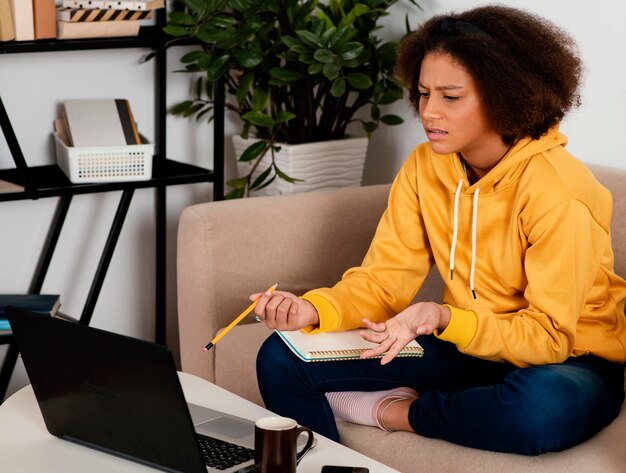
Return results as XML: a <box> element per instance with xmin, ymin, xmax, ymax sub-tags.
<box><xmin>252</xmin><ymin>5</ymin><xmax>626</xmax><ymax>455</ymax></box>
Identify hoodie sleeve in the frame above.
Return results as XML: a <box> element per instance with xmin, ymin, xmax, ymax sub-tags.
<box><xmin>301</xmin><ymin>153</ymin><xmax>435</xmax><ymax>333</ymax></box>
<box><xmin>437</xmin><ymin>199</ymin><xmax>610</xmax><ymax>367</ymax></box>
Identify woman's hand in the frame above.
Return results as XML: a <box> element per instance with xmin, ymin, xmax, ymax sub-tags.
<box><xmin>252</xmin><ymin>290</ymin><xmax>320</xmax><ymax>331</ymax></box>
<box><xmin>359</xmin><ymin>302</ymin><xmax>451</xmax><ymax>364</ymax></box>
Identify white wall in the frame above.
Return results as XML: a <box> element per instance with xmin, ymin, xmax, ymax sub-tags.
<box><xmin>363</xmin><ymin>0</ymin><xmax>626</xmax><ymax>184</ymax></box>
<box><xmin>1</xmin><ymin>0</ymin><xmax>625</xmax><ymax>399</ymax></box>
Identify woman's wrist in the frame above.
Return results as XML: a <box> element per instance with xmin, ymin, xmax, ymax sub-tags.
<box><xmin>438</xmin><ymin>304</ymin><xmax>451</xmax><ymax>331</ymax></box>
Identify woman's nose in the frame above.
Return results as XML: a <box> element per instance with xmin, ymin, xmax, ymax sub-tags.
<box><xmin>421</xmin><ymin>97</ymin><xmax>442</xmax><ymax>120</ymax></box>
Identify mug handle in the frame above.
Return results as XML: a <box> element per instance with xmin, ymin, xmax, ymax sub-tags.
<box><xmin>295</xmin><ymin>426</ymin><xmax>315</xmax><ymax>465</ymax></box>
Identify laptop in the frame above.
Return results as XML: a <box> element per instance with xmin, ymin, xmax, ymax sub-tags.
<box><xmin>7</xmin><ymin>306</ymin><xmax>307</xmax><ymax>473</ymax></box>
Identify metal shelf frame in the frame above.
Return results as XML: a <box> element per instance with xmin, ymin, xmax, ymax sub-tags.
<box><xmin>0</xmin><ymin>10</ymin><xmax>225</xmax><ymax>401</ymax></box>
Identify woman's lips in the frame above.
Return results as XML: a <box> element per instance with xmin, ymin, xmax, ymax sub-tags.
<box><xmin>425</xmin><ymin>127</ymin><xmax>448</xmax><ymax>140</ymax></box>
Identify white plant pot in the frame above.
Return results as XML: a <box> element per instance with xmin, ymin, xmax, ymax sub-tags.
<box><xmin>232</xmin><ymin>135</ymin><xmax>369</xmax><ymax>196</ymax></box>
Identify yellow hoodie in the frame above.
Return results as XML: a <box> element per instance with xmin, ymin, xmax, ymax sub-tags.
<box><xmin>302</xmin><ymin>128</ymin><xmax>626</xmax><ymax>367</ymax></box>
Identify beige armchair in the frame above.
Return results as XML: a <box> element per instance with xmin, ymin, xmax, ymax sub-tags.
<box><xmin>177</xmin><ymin>165</ymin><xmax>626</xmax><ymax>473</ymax></box>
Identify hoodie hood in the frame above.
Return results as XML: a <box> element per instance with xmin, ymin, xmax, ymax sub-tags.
<box><xmin>433</xmin><ymin>127</ymin><xmax>568</xmax><ymax>194</ymax></box>
<box><xmin>435</xmin><ymin>127</ymin><xmax>568</xmax><ymax>298</ymax></box>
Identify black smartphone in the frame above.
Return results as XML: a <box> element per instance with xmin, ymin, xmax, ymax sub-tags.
<box><xmin>321</xmin><ymin>467</ymin><xmax>370</xmax><ymax>473</ymax></box>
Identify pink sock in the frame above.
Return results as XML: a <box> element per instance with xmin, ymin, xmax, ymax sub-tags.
<box><xmin>325</xmin><ymin>387</ymin><xmax>418</xmax><ymax>430</ymax></box>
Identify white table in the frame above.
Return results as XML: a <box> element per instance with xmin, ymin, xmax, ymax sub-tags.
<box><xmin>0</xmin><ymin>372</ymin><xmax>398</xmax><ymax>472</ymax></box>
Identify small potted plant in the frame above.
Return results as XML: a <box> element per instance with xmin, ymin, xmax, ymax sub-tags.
<box><xmin>165</xmin><ymin>0</ymin><xmax>419</xmax><ymax>198</ymax></box>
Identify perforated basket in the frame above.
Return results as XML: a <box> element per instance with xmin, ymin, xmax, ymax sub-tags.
<box><xmin>53</xmin><ymin>132</ymin><xmax>153</xmax><ymax>184</ymax></box>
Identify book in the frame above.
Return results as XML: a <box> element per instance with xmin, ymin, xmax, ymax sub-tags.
<box><xmin>275</xmin><ymin>327</ymin><xmax>424</xmax><ymax>362</ymax></box>
<box><xmin>56</xmin><ymin>7</ymin><xmax>153</xmax><ymax>22</ymax></box>
<box><xmin>0</xmin><ymin>0</ymin><xmax>16</xmax><ymax>41</ymax></box>
<box><xmin>10</xmin><ymin>0</ymin><xmax>35</xmax><ymax>41</ymax></box>
<box><xmin>54</xmin><ymin>118</ymin><xmax>71</xmax><ymax>146</ymax></box>
<box><xmin>57</xmin><ymin>19</ymin><xmax>140</xmax><ymax>39</ymax></box>
<box><xmin>62</xmin><ymin>98</ymin><xmax>141</xmax><ymax>147</ymax></box>
<box><xmin>0</xmin><ymin>294</ymin><xmax>62</xmax><ymax>333</ymax></box>
<box><xmin>61</xmin><ymin>0</ymin><xmax>164</xmax><ymax>10</ymax></box>
<box><xmin>33</xmin><ymin>0</ymin><xmax>57</xmax><ymax>39</ymax></box>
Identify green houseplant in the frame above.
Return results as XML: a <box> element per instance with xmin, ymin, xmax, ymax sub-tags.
<box><xmin>165</xmin><ymin>0</ymin><xmax>419</xmax><ymax>198</ymax></box>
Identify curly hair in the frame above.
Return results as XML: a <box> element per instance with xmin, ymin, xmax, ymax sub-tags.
<box><xmin>394</xmin><ymin>5</ymin><xmax>583</xmax><ymax>144</ymax></box>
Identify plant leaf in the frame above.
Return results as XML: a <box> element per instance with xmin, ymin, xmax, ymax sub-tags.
<box><xmin>236</xmin><ymin>71</ymin><xmax>254</xmax><ymax>103</ymax></box>
<box><xmin>254</xmin><ymin>173</ymin><xmax>277</xmax><ymax>190</ymax></box>
<box><xmin>337</xmin><ymin>42</ymin><xmax>364</xmax><ymax>61</ymax></box>
<box><xmin>378</xmin><ymin>88</ymin><xmax>404</xmax><ymax>105</ymax></box>
<box><xmin>163</xmin><ymin>25</ymin><xmax>190</xmax><ymax>37</ymax></box>
<box><xmin>181</xmin><ymin>0</ymin><xmax>205</xmax><ymax>14</ymax></box>
<box><xmin>281</xmin><ymin>35</ymin><xmax>302</xmax><ymax>49</ymax></box>
<box><xmin>344</xmin><ymin>3</ymin><xmax>370</xmax><ymax>26</ymax></box>
<box><xmin>208</xmin><ymin>14</ymin><xmax>237</xmax><ymax>28</ymax></box>
<box><xmin>269</xmin><ymin>67</ymin><xmax>305</xmax><ymax>82</ymax></box>
<box><xmin>205</xmin><ymin>54</ymin><xmax>230</xmax><ymax>80</ymax></box>
<box><xmin>226</xmin><ymin>176</ymin><xmax>248</xmax><ymax>189</ymax></box>
<box><xmin>225</xmin><ymin>188</ymin><xmax>245</xmax><ymax>199</ymax></box>
<box><xmin>275</xmin><ymin>166</ymin><xmax>304</xmax><ymax>183</ymax></box>
<box><xmin>169</xmin><ymin>12</ymin><xmax>196</xmax><ymax>26</ymax></box>
<box><xmin>346</xmin><ymin>72</ymin><xmax>372</xmax><ymax>89</ymax></box>
<box><xmin>242</xmin><ymin>111</ymin><xmax>276</xmax><ymax>128</ymax></box>
<box><xmin>328</xmin><ymin>25</ymin><xmax>352</xmax><ymax>49</ymax></box>
<box><xmin>308</xmin><ymin>62</ymin><xmax>324</xmax><ymax>75</ymax></box>
<box><xmin>313</xmin><ymin>48</ymin><xmax>335</xmax><ymax>64</ymax></box>
<box><xmin>380</xmin><ymin>114</ymin><xmax>404</xmax><ymax>125</ymax></box>
<box><xmin>363</xmin><ymin>121</ymin><xmax>377</xmax><ymax>134</ymax></box>
<box><xmin>234</xmin><ymin>49</ymin><xmax>263</xmax><ymax>68</ymax></box>
<box><xmin>371</xmin><ymin>105</ymin><xmax>380</xmax><ymax>120</ymax></box>
<box><xmin>238</xmin><ymin>139</ymin><xmax>268</xmax><ymax>162</ymax></box>
<box><xmin>323</xmin><ymin>63</ymin><xmax>340</xmax><ymax>80</ymax></box>
<box><xmin>250</xmin><ymin>166</ymin><xmax>273</xmax><ymax>190</ymax></box>
<box><xmin>320</xmin><ymin>26</ymin><xmax>337</xmax><ymax>46</ymax></box>
<box><xmin>170</xmin><ymin>100</ymin><xmax>194</xmax><ymax>115</ymax></box>
<box><xmin>331</xmin><ymin>77</ymin><xmax>346</xmax><ymax>97</ymax></box>
<box><xmin>251</xmin><ymin>87</ymin><xmax>270</xmax><ymax>112</ymax></box>
<box><xmin>180</xmin><ymin>50</ymin><xmax>205</xmax><ymax>64</ymax></box>
<box><xmin>276</xmin><ymin>110</ymin><xmax>297</xmax><ymax>124</ymax></box>
<box><xmin>296</xmin><ymin>30</ymin><xmax>322</xmax><ymax>48</ymax></box>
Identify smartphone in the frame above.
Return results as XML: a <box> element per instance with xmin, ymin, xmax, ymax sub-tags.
<box><xmin>321</xmin><ymin>467</ymin><xmax>370</xmax><ymax>473</ymax></box>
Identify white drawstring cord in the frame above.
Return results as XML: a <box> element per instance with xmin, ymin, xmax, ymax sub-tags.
<box><xmin>470</xmin><ymin>188</ymin><xmax>480</xmax><ymax>299</ymax></box>
<box><xmin>449</xmin><ymin>179</ymin><xmax>463</xmax><ymax>280</ymax></box>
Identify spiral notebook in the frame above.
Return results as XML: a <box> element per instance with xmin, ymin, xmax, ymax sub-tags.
<box><xmin>275</xmin><ymin>328</ymin><xmax>424</xmax><ymax>362</ymax></box>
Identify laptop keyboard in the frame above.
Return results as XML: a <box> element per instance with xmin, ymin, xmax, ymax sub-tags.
<box><xmin>197</xmin><ymin>435</ymin><xmax>254</xmax><ymax>470</ymax></box>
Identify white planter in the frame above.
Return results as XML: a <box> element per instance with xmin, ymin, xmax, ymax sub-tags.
<box><xmin>232</xmin><ymin>135</ymin><xmax>369</xmax><ymax>196</ymax></box>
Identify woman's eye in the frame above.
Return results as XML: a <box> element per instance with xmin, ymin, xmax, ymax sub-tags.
<box><xmin>419</xmin><ymin>92</ymin><xmax>429</xmax><ymax>98</ymax></box>
<box><xmin>444</xmin><ymin>96</ymin><xmax>460</xmax><ymax>101</ymax></box>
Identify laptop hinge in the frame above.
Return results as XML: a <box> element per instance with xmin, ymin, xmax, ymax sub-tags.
<box><xmin>63</xmin><ymin>435</ymin><xmax>187</xmax><ymax>473</ymax></box>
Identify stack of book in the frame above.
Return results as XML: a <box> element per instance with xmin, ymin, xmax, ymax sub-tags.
<box><xmin>0</xmin><ymin>0</ymin><xmax>165</xmax><ymax>42</ymax></box>
<box><xmin>56</xmin><ymin>0</ymin><xmax>165</xmax><ymax>40</ymax></box>
<box><xmin>56</xmin><ymin>98</ymin><xmax>142</xmax><ymax>147</ymax></box>
<box><xmin>1</xmin><ymin>0</ymin><xmax>57</xmax><ymax>42</ymax></box>
<box><xmin>53</xmin><ymin>98</ymin><xmax>154</xmax><ymax>183</ymax></box>
<box><xmin>0</xmin><ymin>294</ymin><xmax>61</xmax><ymax>334</ymax></box>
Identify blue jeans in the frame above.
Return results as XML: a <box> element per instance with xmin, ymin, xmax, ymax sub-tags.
<box><xmin>256</xmin><ymin>333</ymin><xmax>624</xmax><ymax>455</ymax></box>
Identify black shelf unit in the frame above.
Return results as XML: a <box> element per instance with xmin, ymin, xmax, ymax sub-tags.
<box><xmin>0</xmin><ymin>12</ymin><xmax>225</xmax><ymax>402</ymax></box>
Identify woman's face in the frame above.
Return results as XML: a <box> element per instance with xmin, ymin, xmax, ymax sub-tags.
<box><xmin>418</xmin><ymin>52</ymin><xmax>507</xmax><ymax>175</ymax></box>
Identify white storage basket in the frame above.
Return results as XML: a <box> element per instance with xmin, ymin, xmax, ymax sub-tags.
<box><xmin>53</xmin><ymin>132</ymin><xmax>154</xmax><ymax>184</ymax></box>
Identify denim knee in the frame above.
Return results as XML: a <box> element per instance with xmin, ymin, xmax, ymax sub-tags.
<box><xmin>503</xmin><ymin>360</ymin><xmax>618</xmax><ymax>454</ymax></box>
<box><xmin>256</xmin><ymin>333</ymin><xmax>300</xmax><ymax>397</ymax></box>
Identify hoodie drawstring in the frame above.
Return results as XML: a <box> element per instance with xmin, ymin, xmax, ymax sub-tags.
<box><xmin>449</xmin><ymin>179</ymin><xmax>479</xmax><ymax>299</ymax></box>
<box><xmin>449</xmin><ymin>179</ymin><xmax>463</xmax><ymax>280</ymax></box>
<box><xmin>470</xmin><ymin>189</ymin><xmax>479</xmax><ymax>299</ymax></box>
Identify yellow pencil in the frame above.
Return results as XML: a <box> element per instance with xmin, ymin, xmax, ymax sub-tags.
<box><xmin>203</xmin><ymin>283</ymin><xmax>279</xmax><ymax>352</ymax></box>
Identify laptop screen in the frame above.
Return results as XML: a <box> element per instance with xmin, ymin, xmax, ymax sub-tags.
<box><xmin>7</xmin><ymin>307</ymin><xmax>207</xmax><ymax>473</ymax></box>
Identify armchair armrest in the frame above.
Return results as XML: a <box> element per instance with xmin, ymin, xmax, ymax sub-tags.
<box><xmin>176</xmin><ymin>185</ymin><xmax>391</xmax><ymax>387</ymax></box>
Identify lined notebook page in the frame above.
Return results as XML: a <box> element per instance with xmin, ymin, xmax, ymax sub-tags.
<box><xmin>275</xmin><ymin>328</ymin><xmax>424</xmax><ymax>362</ymax></box>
